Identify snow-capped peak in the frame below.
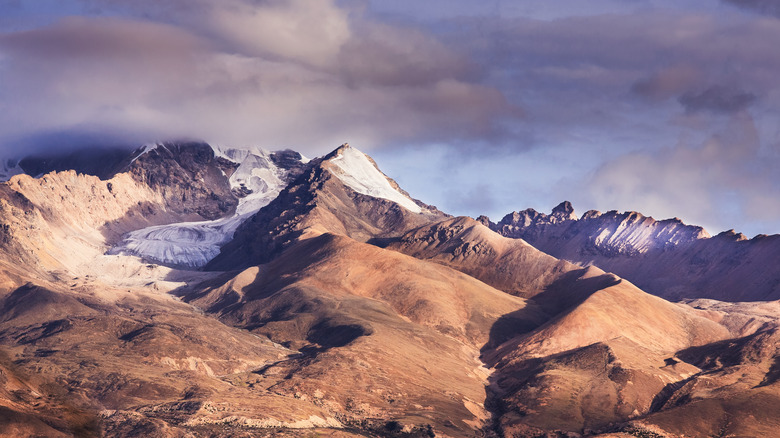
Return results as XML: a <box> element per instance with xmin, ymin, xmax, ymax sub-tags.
<box><xmin>328</xmin><ymin>144</ymin><xmax>422</xmax><ymax>214</ymax></box>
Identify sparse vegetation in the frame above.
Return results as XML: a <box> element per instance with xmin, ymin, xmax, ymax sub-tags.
<box><xmin>622</xmin><ymin>426</ymin><xmax>666</xmax><ymax>438</ymax></box>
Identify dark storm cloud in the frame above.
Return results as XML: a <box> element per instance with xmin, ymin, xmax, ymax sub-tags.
<box><xmin>678</xmin><ymin>86</ymin><xmax>757</xmax><ymax>114</ymax></box>
<box><xmin>723</xmin><ymin>0</ymin><xmax>780</xmax><ymax>17</ymax></box>
<box><xmin>6</xmin><ymin>128</ymin><xmax>142</xmax><ymax>157</ymax></box>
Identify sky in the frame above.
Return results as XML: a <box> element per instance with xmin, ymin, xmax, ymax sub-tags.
<box><xmin>0</xmin><ymin>0</ymin><xmax>779</xmax><ymax>236</ymax></box>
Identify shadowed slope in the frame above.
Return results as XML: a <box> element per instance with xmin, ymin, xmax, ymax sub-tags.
<box><xmin>626</xmin><ymin>323</ymin><xmax>780</xmax><ymax>437</ymax></box>
<box><xmin>482</xmin><ymin>267</ymin><xmax>732</xmax><ymax>436</ymax></box>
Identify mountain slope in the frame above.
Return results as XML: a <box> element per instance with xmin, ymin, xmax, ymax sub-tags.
<box><xmin>125</xmin><ymin>142</ymin><xmax>241</xmax><ymax>221</ymax></box>
<box><xmin>185</xmin><ymin>232</ymin><xmax>546</xmax><ymax>436</ymax></box>
<box><xmin>381</xmin><ymin>211</ymin><xmax>762</xmax><ymax>436</ymax></box>
<box><xmin>636</xmin><ymin>323</ymin><xmax>780</xmax><ymax>437</ymax></box>
<box><xmin>385</xmin><ymin>216</ymin><xmax>577</xmax><ymax>298</ymax></box>
<box><xmin>483</xmin><ymin>267</ymin><xmax>733</xmax><ymax>436</ymax></box>
<box><xmin>0</xmin><ymin>141</ymin><xmax>777</xmax><ymax>437</ymax></box>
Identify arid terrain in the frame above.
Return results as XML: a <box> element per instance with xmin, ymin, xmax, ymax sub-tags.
<box><xmin>0</xmin><ymin>142</ymin><xmax>777</xmax><ymax>437</ymax></box>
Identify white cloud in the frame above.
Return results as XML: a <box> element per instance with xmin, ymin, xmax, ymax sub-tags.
<box><xmin>582</xmin><ymin>112</ymin><xmax>779</xmax><ymax>235</ymax></box>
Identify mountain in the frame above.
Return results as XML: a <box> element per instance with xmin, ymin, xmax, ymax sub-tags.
<box><xmin>0</xmin><ymin>141</ymin><xmax>777</xmax><ymax>437</ymax></box>
<box><xmin>485</xmin><ymin>201</ymin><xmax>780</xmax><ymax>301</ymax></box>
<box><xmin>477</xmin><ymin>264</ymin><xmax>779</xmax><ymax>436</ymax></box>
<box><xmin>205</xmin><ymin>143</ymin><xmax>447</xmax><ymax>270</ymax></box>
<box><xmin>377</xmin><ymin>215</ymin><xmax>774</xmax><ymax>435</ymax></box>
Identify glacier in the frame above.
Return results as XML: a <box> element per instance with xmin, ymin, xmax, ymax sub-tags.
<box><xmin>110</xmin><ymin>144</ymin><xmax>421</xmax><ymax>268</ymax></box>
<box><xmin>109</xmin><ymin>145</ymin><xmax>291</xmax><ymax>268</ymax></box>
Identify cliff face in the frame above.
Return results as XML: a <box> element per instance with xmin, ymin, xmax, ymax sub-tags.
<box><xmin>127</xmin><ymin>142</ymin><xmax>240</xmax><ymax>220</ymax></box>
<box><xmin>488</xmin><ymin>202</ymin><xmax>780</xmax><ymax>301</ymax></box>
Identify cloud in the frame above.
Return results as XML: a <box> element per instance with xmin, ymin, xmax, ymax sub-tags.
<box><xmin>678</xmin><ymin>85</ymin><xmax>757</xmax><ymax>114</ymax></box>
<box><xmin>581</xmin><ymin>112</ymin><xmax>780</xmax><ymax>235</ymax></box>
<box><xmin>205</xmin><ymin>0</ymin><xmax>351</xmax><ymax>67</ymax></box>
<box><xmin>632</xmin><ymin>65</ymin><xmax>703</xmax><ymax>101</ymax></box>
<box><xmin>723</xmin><ymin>0</ymin><xmax>780</xmax><ymax>17</ymax></box>
<box><xmin>0</xmin><ymin>0</ymin><xmax>520</xmax><ymax>156</ymax></box>
<box><xmin>372</xmin><ymin>8</ymin><xmax>780</xmax><ymax>234</ymax></box>
<box><xmin>443</xmin><ymin>182</ymin><xmax>497</xmax><ymax>216</ymax></box>
<box><xmin>2</xmin><ymin>2</ymin><xmax>780</xmax><ymax>236</ymax></box>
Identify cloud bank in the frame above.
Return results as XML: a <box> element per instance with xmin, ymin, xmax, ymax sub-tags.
<box><xmin>1</xmin><ymin>0</ymin><xmax>779</xmax><ymax>236</ymax></box>
<box><xmin>0</xmin><ymin>0</ymin><xmax>518</xmax><ymax>155</ymax></box>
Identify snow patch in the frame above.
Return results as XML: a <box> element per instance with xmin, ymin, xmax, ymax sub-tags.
<box><xmin>329</xmin><ymin>146</ymin><xmax>422</xmax><ymax>213</ymax></box>
<box><xmin>130</xmin><ymin>143</ymin><xmax>162</xmax><ymax>164</ymax></box>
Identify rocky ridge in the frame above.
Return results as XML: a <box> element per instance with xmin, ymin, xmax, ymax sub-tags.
<box><xmin>487</xmin><ymin>200</ymin><xmax>710</xmax><ymax>257</ymax></box>
<box><xmin>485</xmin><ymin>201</ymin><xmax>780</xmax><ymax>301</ymax></box>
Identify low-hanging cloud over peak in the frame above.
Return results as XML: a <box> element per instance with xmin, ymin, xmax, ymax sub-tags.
<box><xmin>0</xmin><ymin>0</ymin><xmax>520</xmax><ymax>155</ymax></box>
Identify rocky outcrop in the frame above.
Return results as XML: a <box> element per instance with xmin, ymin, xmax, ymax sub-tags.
<box><xmin>127</xmin><ymin>142</ymin><xmax>240</xmax><ymax>220</ymax></box>
<box><xmin>270</xmin><ymin>149</ymin><xmax>309</xmax><ymax>182</ymax></box>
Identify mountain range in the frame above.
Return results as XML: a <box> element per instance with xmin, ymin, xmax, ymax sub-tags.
<box><xmin>0</xmin><ymin>142</ymin><xmax>777</xmax><ymax>437</ymax></box>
